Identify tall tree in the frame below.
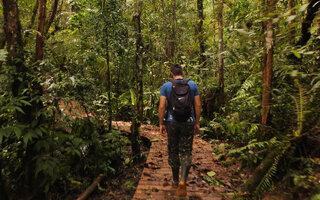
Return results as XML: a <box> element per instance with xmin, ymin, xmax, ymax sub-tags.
<box><xmin>296</xmin><ymin>0</ymin><xmax>320</xmax><ymax>47</ymax></box>
<box><xmin>217</xmin><ymin>0</ymin><xmax>224</xmax><ymax>106</ymax></box>
<box><xmin>287</xmin><ymin>0</ymin><xmax>295</xmax><ymax>41</ymax></box>
<box><xmin>25</xmin><ymin>0</ymin><xmax>38</xmax><ymax>39</ymax></box>
<box><xmin>212</xmin><ymin>0</ymin><xmax>215</xmax><ymax>48</ymax></box>
<box><xmin>45</xmin><ymin>0</ymin><xmax>59</xmax><ymax>36</ymax></box>
<box><xmin>131</xmin><ymin>0</ymin><xmax>144</xmax><ymax>160</ymax></box>
<box><xmin>36</xmin><ymin>0</ymin><xmax>46</xmax><ymax>61</ymax></box>
<box><xmin>2</xmin><ymin>0</ymin><xmax>28</xmax><ymax>109</ymax></box>
<box><xmin>105</xmin><ymin>32</ymin><xmax>112</xmax><ymax>131</ymax></box>
<box><xmin>0</xmin><ymin>14</ymin><xmax>6</xmax><ymax>69</ymax></box>
<box><xmin>101</xmin><ymin>0</ymin><xmax>113</xmax><ymax>131</ymax></box>
<box><xmin>166</xmin><ymin>0</ymin><xmax>176</xmax><ymax>62</ymax></box>
<box><xmin>197</xmin><ymin>0</ymin><xmax>205</xmax><ymax>68</ymax></box>
<box><xmin>261</xmin><ymin>0</ymin><xmax>277</xmax><ymax>129</ymax></box>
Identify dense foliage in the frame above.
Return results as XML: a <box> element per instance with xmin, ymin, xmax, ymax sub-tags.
<box><xmin>0</xmin><ymin>0</ymin><xmax>319</xmax><ymax>199</ymax></box>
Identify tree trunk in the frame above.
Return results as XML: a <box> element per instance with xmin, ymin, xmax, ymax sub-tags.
<box><xmin>212</xmin><ymin>0</ymin><xmax>215</xmax><ymax>56</ymax></box>
<box><xmin>0</xmin><ymin>14</ymin><xmax>6</xmax><ymax>69</ymax></box>
<box><xmin>296</xmin><ymin>0</ymin><xmax>320</xmax><ymax>47</ymax></box>
<box><xmin>3</xmin><ymin>0</ymin><xmax>28</xmax><ymax>102</ymax></box>
<box><xmin>106</xmin><ymin>37</ymin><xmax>112</xmax><ymax>131</ymax></box>
<box><xmin>45</xmin><ymin>0</ymin><xmax>59</xmax><ymax>36</ymax></box>
<box><xmin>131</xmin><ymin>1</ymin><xmax>143</xmax><ymax>160</ymax></box>
<box><xmin>25</xmin><ymin>0</ymin><xmax>38</xmax><ymax>39</ymax></box>
<box><xmin>36</xmin><ymin>0</ymin><xmax>46</xmax><ymax>61</ymax></box>
<box><xmin>3</xmin><ymin>0</ymin><xmax>41</xmax><ymax>197</ymax></box>
<box><xmin>217</xmin><ymin>0</ymin><xmax>224</xmax><ymax>106</ymax></box>
<box><xmin>197</xmin><ymin>0</ymin><xmax>205</xmax><ymax>69</ymax></box>
<box><xmin>167</xmin><ymin>0</ymin><xmax>176</xmax><ymax>62</ymax></box>
<box><xmin>0</xmin><ymin>14</ymin><xmax>6</xmax><ymax>49</ymax></box>
<box><xmin>76</xmin><ymin>174</ymin><xmax>104</xmax><ymax>200</ymax></box>
<box><xmin>46</xmin><ymin>0</ymin><xmax>64</xmax><ymax>39</ymax></box>
<box><xmin>261</xmin><ymin>0</ymin><xmax>277</xmax><ymax>130</ymax></box>
<box><xmin>287</xmin><ymin>0</ymin><xmax>295</xmax><ymax>41</ymax></box>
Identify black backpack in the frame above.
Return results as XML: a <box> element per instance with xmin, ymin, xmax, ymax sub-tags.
<box><xmin>168</xmin><ymin>79</ymin><xmax>193</xmax><ymax>122</ymax></box>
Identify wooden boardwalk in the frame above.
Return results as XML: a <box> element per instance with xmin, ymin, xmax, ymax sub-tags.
<box><xmin>113</xmin><ymin>122</ymin><xmax>234</xmax><ymax>200</ymax></box>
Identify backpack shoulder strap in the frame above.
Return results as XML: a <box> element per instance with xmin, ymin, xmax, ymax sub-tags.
<box><xmin>183</xmin><ymin>79</ymin><xmax>190</xmax><ymax>84</ymax></box>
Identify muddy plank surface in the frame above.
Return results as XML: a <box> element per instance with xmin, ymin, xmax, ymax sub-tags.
<box><xmin>112</xmin><ymin>122</ymin><xmax>235</xmax><ymax>200</ymax></box>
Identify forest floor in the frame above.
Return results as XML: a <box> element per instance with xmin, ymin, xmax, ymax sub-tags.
<box><xmin>89</xmin><ymin>122</ymin><xmax>251</xmax><ymax>200</ymax></box>
<box><xmin>61</xmin><ymin>121</ymin><xmax>318</xmax><ymax>200</ymax></box>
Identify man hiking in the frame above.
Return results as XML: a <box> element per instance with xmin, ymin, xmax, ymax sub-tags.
<box><xmin>158</xmin><ymin>64</ymin><xmax>201</xmax><ymax>196</ymax></box>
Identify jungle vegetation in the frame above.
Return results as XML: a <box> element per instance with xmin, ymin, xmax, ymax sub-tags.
<box><xmin>0</xmin><ymin>0</ymin><xmax>319</xmax><ymax>199</ymax></box>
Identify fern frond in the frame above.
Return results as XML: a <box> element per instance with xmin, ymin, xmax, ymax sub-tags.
<box><xmin>290</xmin><ymin>79</ymin><xmax>309</xmax><ymax>137</ymax></box>
<box><xmin>226</xmin><ymin>138</ymin><xmax>279</xmax><ymax>156</ymax></box>
<box><xmin>231</xmin><ymin>74</ymin><xmax>257</xmax><ymax>102</ymax></box>
<box><xmin>253</xmin><ymin>154</ymin><xmax>280</xmax><ymax>198</ymax></box>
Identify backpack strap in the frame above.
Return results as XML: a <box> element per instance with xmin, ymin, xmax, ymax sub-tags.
<box><xmin>169</xmin><ymin>78</ymin><xmax>189</xmax><ymax>84</ymax></box>
<box><xmin>183</xmin><ymin>79</ymin><xmax>190</xmax><ymax>84</ymax></box>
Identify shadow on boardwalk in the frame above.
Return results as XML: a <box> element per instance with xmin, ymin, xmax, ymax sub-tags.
<box><xmin>113</xmin><ymin>122</ymin><xmax>236</xmax><ymax>200</ymax></box>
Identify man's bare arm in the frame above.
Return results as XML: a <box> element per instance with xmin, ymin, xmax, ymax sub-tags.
<box><xmin>194</xmin><ymin>95</ymin><xmax>201</xmax><ymax>133</ymax></box>
<box><xmin>158</xmin><ymin>96</ymin><xmax>167</xmax><ymax>134</ymax></box>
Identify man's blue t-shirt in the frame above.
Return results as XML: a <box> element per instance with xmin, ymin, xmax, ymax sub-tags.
<box><xmin>160</xmin><ymin>79</ymin><xmax>200</xmax><ymax>125</ymax></box>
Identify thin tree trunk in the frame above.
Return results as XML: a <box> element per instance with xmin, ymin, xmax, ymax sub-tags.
<box><xmin>131</xmin><ymin>1</ymin><xmax>143</xmax><ymax>160</ymax></box>
<box><xmin>76</xmin><ymin>174</ymin><xmax>104</xmax><ymax>200</ymax></box>
<box><xmin>296</xmin><ymin>0</ymin><xmax>320</xmax><ymax>47</ymax></box>
<box><xmin>217</xmin><ymin>0</ymin><xmax>224</xmax><ymax>106</ymax></box>
<box><xmin>261</xmin><ymin>0</ymin><xmax>277</xmax><ymax>130</ymax></box>
<box><xmin>106</xmin><ymin>37</ymin><xmax>112</xmax><ymax>131</ymax></box>
<box><xmin>47</xmin><ymin>0</ymin><xmax>64</xmax><ymax>39</ymax></box>
<box><xmin>170</xmin><ymin>0</ymin><xmax>176</xmax><ymax>62</ymax></box>
<box><xmin>36</xmin><ymin>0</ymin><xmax>46</xmax><ymax>61</ymax></box>
<box><xmin>288</xmin><ymin>0</ymin><xmax>295</xmax><ymax>41</ymax></box>
<box><xmin>25</xmin><ymin>0</ymin><xmax>38</xmax><ymax>39</ymax></box>
<box><xmin>197</xmin><ymin>0</ymin><xmax>205</xmax><ymax>68</ymax></box>
<box><xmin>165</xmin><ymin>0</ymin><xmax>175</xmax><ymax>62</ymax></box>
<box><xmin>0</xmin><ymin>14</ymin><xmax>6</xmax><ymax>69</ymax></box>
<box><xmin>212</xmin><ymin>0</ymin><xmax>215</xmax><ymax>76</ymax></box>
<box><xmin>3</xmin><ymin>0</ymin><xmax>27</xmax><ymax>98</ymax></box>
<box><xmin>45</xmin><ymin>0</ymin><xmax>59</xmax><ymax>36</ymax></box>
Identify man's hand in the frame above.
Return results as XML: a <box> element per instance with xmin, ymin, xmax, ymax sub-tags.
<box><xmin>194</xmin><ymin>123</ymin><xmax>200</xmax><ymax>135</ymax></box>
<box><xmin>160</xmin><ymin>124</ymin><xmax>166</xmax><ymax>135</ymax></box>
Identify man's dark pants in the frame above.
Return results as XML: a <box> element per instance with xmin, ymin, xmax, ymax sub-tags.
<box><xmin>165</xmin><ymin>122</ymin><xmax>194</xmax><ymax>184</ymax></box>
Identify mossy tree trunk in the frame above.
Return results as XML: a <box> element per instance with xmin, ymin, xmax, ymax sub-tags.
<box><xmin>217</xmin><ymin>0</ymin><xmax>224</xmax><ymax>106</ymax></box>
<box><xmin>261</xmin><ymin>0</ymin><xmax>277</xmax><ymax>131</ymax></box>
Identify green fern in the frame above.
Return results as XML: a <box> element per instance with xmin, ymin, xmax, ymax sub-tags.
<box><xmin>253</xmin><ymin>153</ymin><xmax>281</xmax><ymax>199</ymax></box>
<box><xmin>290</xmin><ymin>79</ymin><xmax>308</xmax><ymax>137</ymax></box>
<box><xmin>226</xmin><ymin>138</ymin><xmax>279</xmax><ymax>157</ymax></box>
<box><xmin>231</xmin><ymin>74</ymin><xmax>257</xmax><ymax>102</ymax></box>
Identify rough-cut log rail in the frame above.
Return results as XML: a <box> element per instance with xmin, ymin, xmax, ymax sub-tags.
<box><xmin>112</xmin><ymin>122</ymin><xmax>235</xmax><ymax>200</ymax></box>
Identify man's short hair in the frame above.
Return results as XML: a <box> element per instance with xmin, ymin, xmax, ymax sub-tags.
<box><xmin>171</xmin><ymin>64</ymin><xmax>183</xmax><ymax>76</ymax></box>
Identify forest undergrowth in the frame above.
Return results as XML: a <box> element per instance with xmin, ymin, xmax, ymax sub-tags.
<box><xmin>1</xmin><ymin>0</ymin><xmax>320</xmax><ymax>199</ymax></box>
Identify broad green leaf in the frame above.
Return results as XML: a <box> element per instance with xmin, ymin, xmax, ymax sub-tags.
<box><xmin>292</xmin><ymin>50</ymin><xmax>301</xmax><ymax>59</ymax></box>
<box><xmin>13</xmin><ymin>127</ymin><xmax>22</xmax><ymax>138</ymax></box>
<box><xmin>15</xmin><ymin>106</ymin><xmax>25</xmax><ymax>114</ymax></box>
<box><xmin>291</xmin><ymin>70</ymin><xmax>298</xmax><ymax>77</ymax></box>
<box><xmin>130</xmin><ymin>89</ymin><xmax>135</xmax><ymax>106</ymax></box>
<box><xmin>0</xmin><ymin>49</ymin><xmax>7</xmax><ymax>61</ymax></box>
<box><xmin>299</xmin><ymin>3</ymin><xmax>309</xmax><ymax>12</ymax></box>
<box><xmin>150</xmin><ymin>137</ymin><xmax>160</xmax><ymax>142</ymax></box>
<box><xmin>207</xmin><ymin>171</ymin><xmax>216</xmax><ymax>177</ymax></box>
<box><xmin>286</xmin><ymin>15</ymin><xmax>296</xmax><ymax>22</ymax></box>
<box><xmin>23</xmin><ymin>132</ymin><xmax>33</xmax><ymax>145</ymax></box>
<box><xmin>125</xmin><ymin>157</ymin><xmax>131</xmax><ymax>165</ymax></box>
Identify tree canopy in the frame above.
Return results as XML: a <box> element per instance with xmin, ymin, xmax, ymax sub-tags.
<box><xmin>0</xmin><ymin>0</ymin><xmax>319</xmax><ymax>199</ymax></box>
